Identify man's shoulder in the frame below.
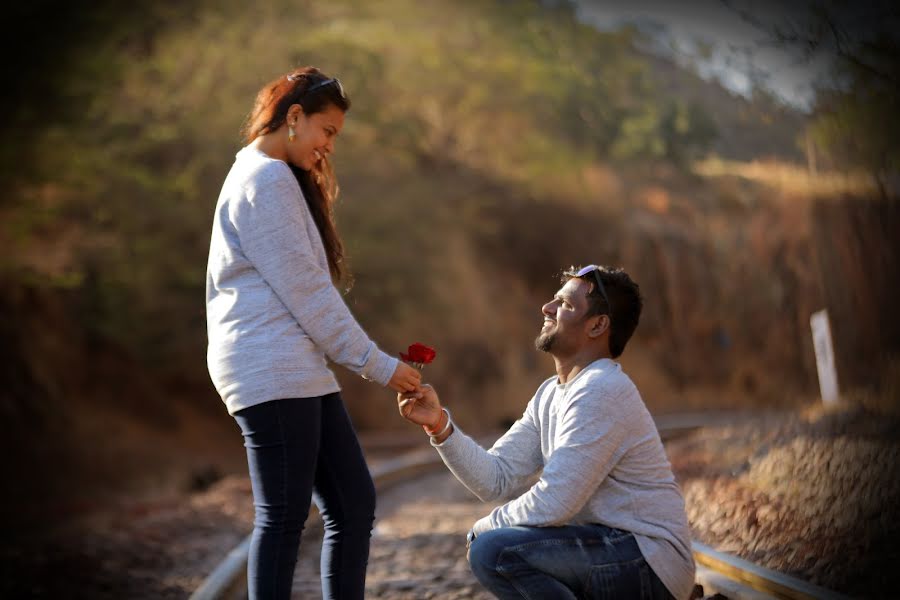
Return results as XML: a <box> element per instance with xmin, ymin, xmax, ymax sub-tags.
<box><xmin>531</xmin><ymin>375</ymin><xmax>558</xmax><ymax>405</ymax></box>
<box><xmin>534</xmin><ymin>364</ymin><xmax>655</xmax><ymax>435</ymax></box>
<box><xmin>571</xmin><ymin>365</ymin><xmax>655</xmax><ymax>434</ymax></box>
<box><xmin>535</xmin><ymin>361</ymin><xmax>643</xmax><ymax>409</ymax></box>
<box><xmin>583</xmin><ymin>360</ymin><xmax>635</xmax><ymax>391</ymax></box>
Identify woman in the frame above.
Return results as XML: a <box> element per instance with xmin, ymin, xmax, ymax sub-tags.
<box><xmin>206</xmin><ymin>66</ymin><xmax>421</xmax><ymax>599</ymax></box>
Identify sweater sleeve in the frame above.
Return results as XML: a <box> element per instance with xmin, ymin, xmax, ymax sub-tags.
<box><xmin>231</xmin><ymin>169</ymin><xmax>398</xmax><ymax>386</ymax></box>
<box><xmin>432</xmin><ymin>394</ymin><xmax>544</xmax><ymax>502</ymax></box>
<box><xmin>472</xmin><ymin>380</ymin><xmax>634</xmax><ymax>534</ymax></box>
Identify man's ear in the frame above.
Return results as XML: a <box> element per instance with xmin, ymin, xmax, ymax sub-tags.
<box><xmin>586</xmin><ymin>314</ymin><xmax>610</xmax><ymax>339</ymax></box>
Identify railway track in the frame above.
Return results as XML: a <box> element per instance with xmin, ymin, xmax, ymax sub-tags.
<box><xmin>191</xmin><ymin>417</ymin><xmax>851</xmax><ymax>600</ymax></box>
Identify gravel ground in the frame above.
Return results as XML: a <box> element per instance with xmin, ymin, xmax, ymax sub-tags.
<box><xmin>668</xmin><ymin>404</ymin><xmax>900</xmax><ymax>598</ymax></box>
<box><xmin>291</xmin><ymin>470</ymin><xmax>502</xmax><ymax>599</ymax></box>
<box><xmin>3</xmin><ymin>405</ymin><xmax>897</xmax><ymax>598</ymax></box>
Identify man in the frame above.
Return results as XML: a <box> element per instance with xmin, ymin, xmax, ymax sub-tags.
<box><xmin>398</xmin><ymin>265</ymin><xmax>694</xmax><ymax>599</ymax></box>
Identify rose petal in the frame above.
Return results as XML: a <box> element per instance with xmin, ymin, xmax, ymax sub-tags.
<box><xmin>405</xmin><ymin>343</ymin><xmax>437</xmax><ymax>364</ymax></box>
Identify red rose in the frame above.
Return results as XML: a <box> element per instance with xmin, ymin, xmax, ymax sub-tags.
<box><xmin>400</xmin><ymin>342</ymin><xmax>436</xmax><ymax>366</ymax></box>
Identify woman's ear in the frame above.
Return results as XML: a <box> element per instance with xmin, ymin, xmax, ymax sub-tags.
<box><xmin>287</xmin><ymin>103</ymin><xmax>304</xmax><ymax>123</ymax></box>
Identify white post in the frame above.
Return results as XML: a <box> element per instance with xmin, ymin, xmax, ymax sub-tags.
<box><xmin>810</xmin><ymin>309</ymin><xmax>840</xmax><ymax>404</ymax></box>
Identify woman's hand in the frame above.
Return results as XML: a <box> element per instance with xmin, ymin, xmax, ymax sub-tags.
<box><xmin>388</xmin><ymin>361</ymin><xmax>422</xmax><ymax>393</ymax></box>
<box><xmin>397</xmin><ymin>384</ymin><xmax>442</xmax><ymax>428</ymax></box>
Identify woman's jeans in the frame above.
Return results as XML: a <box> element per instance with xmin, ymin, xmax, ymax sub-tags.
<box><xmin>468</xmin><ymin>524</ymin><xmax>674</xmax><ymax>599</ymax></box>
<box><xmin>233</xmin><ymin>393</ymin><xmax>375</xmax><ymax>600</ymax></box>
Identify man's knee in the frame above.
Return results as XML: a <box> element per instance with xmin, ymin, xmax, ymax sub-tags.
<box><xmin>467</xmin><ymin>528</ymin><xmax>511</xmax><ymax>579</ymax></box>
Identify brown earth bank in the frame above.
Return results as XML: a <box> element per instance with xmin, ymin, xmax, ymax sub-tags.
<box><xmin>2</xmin><ymin>403</ymin><xmax>897</xmax><ymax>598</ymax></box>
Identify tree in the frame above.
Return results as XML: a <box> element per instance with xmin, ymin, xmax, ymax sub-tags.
<box><xmin>661</xmin><ymin>100</ymin><xmax>718</xmax><ymax>165</ymax></box>
<box><xmin>807</xmin><ymin>26</ymin><xmax>900</xmax><ymax>197</ymax></box>
<box><xmin>723</xmin><ymin>0</ymin><xmax>900</xmax><ymax>196</ymax></box>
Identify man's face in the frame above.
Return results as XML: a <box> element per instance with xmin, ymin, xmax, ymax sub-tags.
<box><xmin>535</xmin><ymin>277</ymin><xmax>594</xmax><ymax>355</ymax></box>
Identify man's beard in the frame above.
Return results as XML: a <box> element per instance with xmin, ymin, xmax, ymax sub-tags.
<box><xmin>534</xmin><ymin>332</ymin><xmax>555</xmax><ymax>352</ymax></box>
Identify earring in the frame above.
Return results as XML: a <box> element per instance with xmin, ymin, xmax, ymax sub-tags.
<box><xmin>288</xmin><ymin>124</ymin><xmax>296</xmax><ymax>142</ymax></box>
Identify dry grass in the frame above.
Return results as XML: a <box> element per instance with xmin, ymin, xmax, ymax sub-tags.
<box><xmin>694</xmin><ymin>157</ymin><xmax>877</xmax><ymax>198</ymax></box>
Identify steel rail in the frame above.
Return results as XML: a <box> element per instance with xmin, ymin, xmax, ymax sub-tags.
<box><xmin>692</xmin><ymin>543</ymin><xmax>850</xmax><ymax>600</ymax></box>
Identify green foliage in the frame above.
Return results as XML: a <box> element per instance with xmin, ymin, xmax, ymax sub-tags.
<box><xmin>760</xmin><ymin>3</ymin><xmax>900</xmax><ymax>195</ymax></box>
<box><xmin>3</xmin><ymin>0</ymin><xmax>755</xmax><ymax>405</ymax></box>
<box><xmin>809</xmin><ymin>60</ymin><xmax>900</xmax><ymax>195</ymax></box>
<box><xmin>661</xmin><ymin>100</ymin><xmax>718</xmax><ymax>165</ymax></box>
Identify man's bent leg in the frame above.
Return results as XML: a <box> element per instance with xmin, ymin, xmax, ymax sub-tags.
<box><xmin>468</xmin><ymin>524</ymin><xmax>672</xmax><ymax>600</ymax></box>
<box><xmin>468</xmin><ymin>527</ymin><xmax>578</xmax><ymax>599</ymax></box>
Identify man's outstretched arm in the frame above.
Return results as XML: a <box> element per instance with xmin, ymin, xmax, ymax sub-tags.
<box><xmin>398</xmin><ymin>384</ymin><xmax>546</xmax><ymax>501</ymax></box>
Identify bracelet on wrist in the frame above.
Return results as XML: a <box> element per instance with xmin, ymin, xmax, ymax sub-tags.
<box><xmin>425</xmin><ymin>407</ymin><xmax>452</xmax><ymax>438</ymax></box>
<box><xmin>425</xmin><ymin>409</ymin><xmax>443</xmax><ymax>432</ymax></box>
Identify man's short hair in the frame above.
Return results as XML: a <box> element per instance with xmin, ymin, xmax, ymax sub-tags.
<box><xmin>562</xmin><ymin>266</ymin><xmax>643</xmax><ymax>358</ymax></box>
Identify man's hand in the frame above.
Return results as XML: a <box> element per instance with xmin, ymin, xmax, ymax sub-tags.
<box><xmin>397</xmin><ymin>384</ymin><xmax>442</xmax><ymax>429</ymax></box>
<box><xmin>388</xmin><ymin>361</ymin><xmax>422</xmax><ymax>393</ymax></box>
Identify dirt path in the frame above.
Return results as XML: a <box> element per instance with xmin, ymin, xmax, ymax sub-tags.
<box><xmin>4</xmin><ymin>405</ymin><xmax>895</xmax><ymax>598</ymax></box>
<box><xmin>291</xmin><ymin>469</ymin><xmax>500</xmax><ymax>599</ymax></box>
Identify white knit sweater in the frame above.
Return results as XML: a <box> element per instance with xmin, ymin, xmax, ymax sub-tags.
<box><xmin>433</xmin><ymin>358</ymin><xmax>695</xmax><ymax>600</ymax></box>
<box><xmin>205</xmin><ymin>146</ymin><xmax>398</xmax><ymax>414</ymax></box>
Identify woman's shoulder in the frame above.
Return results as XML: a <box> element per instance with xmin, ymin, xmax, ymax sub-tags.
<box><xmin>228</xmin><ymin>146</ymin><xmax>295</xmax><ymax>193</ymax></box>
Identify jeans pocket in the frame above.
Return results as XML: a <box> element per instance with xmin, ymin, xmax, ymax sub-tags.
<box><xmin>585</xmin><ymin>556</ymin><xmax>652</xmax><ymax>599</ymax></box>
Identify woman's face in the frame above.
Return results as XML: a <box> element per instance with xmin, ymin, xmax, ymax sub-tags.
<box><xmin>286</xmin><ymin>103</ymin><xmax>345</xmax><ymax>170</ymax></box>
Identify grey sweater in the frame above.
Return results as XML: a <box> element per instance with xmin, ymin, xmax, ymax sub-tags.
<box><xmin>433</xmin><ymin>358</ymin><xmax>695</xmax><ymax>600</ymax></box>
<box><xmin>206</xmin><ymin>146</ymin><xmax>398</xmax><ymax>414</ymax></box>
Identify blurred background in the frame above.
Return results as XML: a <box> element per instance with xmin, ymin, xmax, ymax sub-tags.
<box><xmin>2</xmin><ymin>0</ymin><xmax>898</xmax><ymax>536</ymax></box>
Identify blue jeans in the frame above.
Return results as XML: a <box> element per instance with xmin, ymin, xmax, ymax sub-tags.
<box><xmin>468</xmin><ymin>524</ymin><xmax>674</xmax><ymax>599</ymax></box>
<box><xmin>233</xmin><ymin>393</ymin><xmax>375</xmax><ymax>600</ymax></box>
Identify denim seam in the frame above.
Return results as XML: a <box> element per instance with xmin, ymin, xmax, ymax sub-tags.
<box><xmin>600</xmin><ymin>530</ymin><xmax>631</xmax><ymax>543</ymax></box>
<box><xmin>494</xmin><ymin>537</ymin><xmax>595</xmax><ymax>578</ymax></box>
<box><xmin>493</xmin><ymin>558</ymin><xmax>542</xmax><ymax>600</ymax></box>
<box><xmin>495</xmin><ymin>534</ymin><xmax>621</xmax><ymax>564</ymax></box>
<box><xmin>584</xmin><ymin>555</ymin><xmax>649</xmax><ymax>598</ymax></box>
<box><xmin>492</xmin><ymin>534</ymin><xmax>640</xmax><ymax>598</ymax></box>
<box><xmin>316</xmin><ymin>422</ymin><xmax>346</xmax><ymax>597</ymax></box>
<box><xmin>507</xmin><ymin>575</ymin><xmax>540</xmax><ymax>600</ymax></box>
<box><xmin>494</xmin><ymin>539</ymin><xmax>591</xmax><ymax>600</ymax></box>
<box><xmin>274</xmin><ymin>399</ymin><xmax>289</xmax><ymax>599</ymax></box>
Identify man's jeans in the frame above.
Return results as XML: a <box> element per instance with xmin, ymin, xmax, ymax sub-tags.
<box><xmin>468</xmin><ymin>524</ymin><xmax>674</xmax><ymax>599</ymax></box>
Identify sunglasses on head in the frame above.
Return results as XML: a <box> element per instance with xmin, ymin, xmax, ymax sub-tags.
<box><xmin>574</xmin><ymin>265</ymin><xmax>612</xmax><ymax>316</ymax></box>
<box><xmin>292</xmin><ymin>75</ymin><xmax>346</xmax><ymax>100</ymax></box>
<box><xmin>307</xmin><ymin>77</ymin><xmax>346</xmax><ymax>98</ymax></box>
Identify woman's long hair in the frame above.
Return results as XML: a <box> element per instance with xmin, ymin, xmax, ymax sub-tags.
<box><xmin>241</xmin><ymin>66</ymin><xmax>351</xmax><ymax>283</ymax></box>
